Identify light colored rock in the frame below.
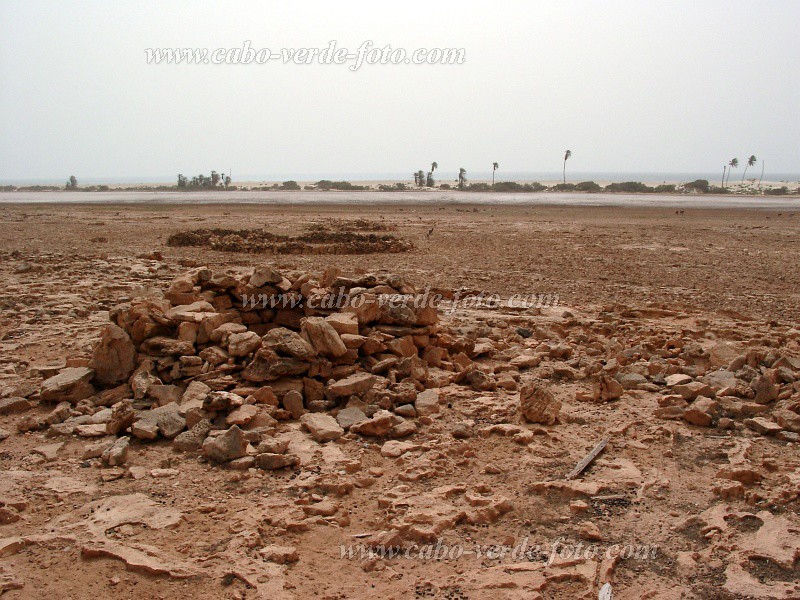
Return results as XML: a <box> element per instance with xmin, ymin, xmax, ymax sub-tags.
<box><xmin>350</xmin><ymin>410</ymin><xmax>394</xmax><ymax>437</ymax></box>
<box><xmin>226</xmin><ymin>404</ymin><xmax>260</xmax><ymax>426</ymax></box>
<box><xmin>301</xmin><ymin>317</ymin><xmax>347</xmax><ymax>357</ymax></box>
<box><xmin>414</xmin><ymin>389</ymin><xmax>441</xmax><ymax>416</ymax></box>
<box><xmin>227</xmin><ymin>331</ymin><xmax>262</xmax><ymax>357</ymax></box>
<box><xmin>102</xmin><ymin>436</ymin><xmax>130</xmax><ymax>466</ymax></box>
<box><xmin>744</xmin><ymin>417</ymin><xmax>782</xmax><ymax>436</ymax></box>
<box><xmin>0</xmin><ymin>397</ymin><xmax>31</xmax><ymax>415</ymax></box>
<box><xmin>336</xmin><ymin>406</ymin><xmax>367</xmax><ymax>429</ymax></box>
<box><xmin>40</xmin><ymin>367</ymin><xmax>95</xmax><ymax>404</ymax></box>
<box><xmin>325</xmin><ymin>372</ymin><xmax>376</xmax><ymax>399</ymax></box>
<box><xmin>202</xmin><ymin>425</ymin><xmax>248</xmax><ymax>463</ymax></box>
<box><xmin>519</xmin><ymin>382</ymin><xmax>561</xmax><ymax>425</ymax></box>
<box><xmin>282</xmin><ymin>390</ymin><xmax>305</xmax><ymax>419</ymax></box>
<box><xmin>300</xmin><ymin>413</ymin><xmax>344</xmax><ymax>442</ymax></box>
<box><xmin>665</xmin><ymin>373</ymin><xmax>693</xmax><ymax>387</ymax></box>
<box><xmin>90</xmin><ymin>324</ymin><xmax>136</xmax><ymax>386</ymax></box>
<box><xmin>381</xmin><ymin>440</ymin><xmax>417</xmax><ymax>458</ymax></box>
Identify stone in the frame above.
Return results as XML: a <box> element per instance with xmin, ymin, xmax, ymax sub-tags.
<box><xmin>204</xmin><ymin>391</ymin><xmax>244</xmax><ymax>412</ymax></box>
<box><xmin>172</xmin><ymin>419</ymin><xmax>212</xmax><ymax>452</ymax></box>
<box><xmin>752</xmin><ymin>375</ymin><xmax>778</xmax><ymax>404</ymax></box>
<box><xmin>106</xmin><ymin>400</ymin><xmax>135</xmax><ymax>435</ymax></box>
<box><xmin>414</xmin><ymin>389</ymin><xmax>441</xmax><ymax>416</ymax></box>
<box><xmin>282</xmin><ymin>390</ymin><xmax>306</xmax><ymax>419</ymax></box>
<box><xmin>259</xmin><ymin>545</ymin><xmax>299</xmax><ymax>564</ymax></box>
<box><xmin>325</xmin><ymin>312</ymin><xmax>360</xmax><ymax>336</ymax></box>
<box><xmin>665</xmin><ymin>374</ymin><xmax>693</xmax><ymax>387</ymax></box>
<box><xmin>32</xmin><ymin>442</ymin><xmax>64</xmax><ymax>461</ymax></box>
<box><xmin>40</xmin><ymin>367</ymin><xmax>95</xmax><ymax>404</ymax></box>
<box><xmin>90</xmin><ymin>324</ymin><xmax>137</xmax><ymax>386</ymax></box>
<box><xmin>381</xmin><ymin>440</ymin><xmax>416</xmax><ymax>458</ymax></box>
<box><xmin>181</xmin><ymin>380</ymin><xmax>210</xmax><ymax>405</ymax></box>
<box><xmin>147</xmin><ymin>384</ymin><xmax>182</xmax><ymax>406</ymax></box>
<box><xmin>131</xmin><ymin>419</ymin><xmax>159</xmax><ymax>440</ymax></box>
<box><xmin>300</xmin><ymin>413</ymin><xmax>344</xmax><ymax>442</ymax></box>
<box><xmin>226</xmin><ymin>404</ymin><xmax>260</xmax><ymax>426</ymax></box>
<box><xmin>302</xmin><ymin>500</ymin><xmax>339</xmax><ymax>516</ymax></box>
<box><xmin>102</xmin><ymin>436</ymin><xmax>130</xmax><ymax>466</ymax></box>
<box><xmin>595</xmin><ymin>375</ymin><xmax>623</xmax><ymax>402</ymax></box>
<box><xmin>519</xmin><ymin>382</ymin><xmax>561</xmax><ymax>425</ymax></box>
<box><xmin>773</xmin><ymin>409</ymin><xmax>800</xmax><ymax>433</ymax></box>
<box><xmin>152</xmin><ymin>403</ymin><xmax>186</xmax><ymax>438</ymax></box>
<box><xmin>336</xmin><ymin>406</ymin><xmax>367</xmax><ymax>429</ymax></box>
<box><xmin>578</xmin><ymin>521</ymin><xmax>604</xmax><ymax>541</ymax></box>
<box><xmin>262</xmin><ymin>327</ymin><xmax>318</xmax><ymax>360</ymax></box>
<box><xmin>683</xmin><ymin>396</ymin><xmax>718</xmax><ymax>427</ymax></box>
<box><xmin>202</xmin><ymin>425</ymin><xmax>248</xmax><ymax>463</ymax></box>
<box><xmin>0</xmin><ymin>397</ymin><xmax>32</xmax><ymax>415</ymax></box>
<box><xmin>744</xmin><ymin>417</ymin><xmax>782</xmax><ymax>436</ymax></box>
<box><xmin>350</xmin><ymin>410</ymin><xmax>394</xmax><ymax>437</ymax></box>
<box><xmin>256</xmin><ymin>453</ymin><xmax>300</xmax><ymax>470</ymax></box>
<box><xmin>325</xmin><ymin>372</ymin><xmax>376</xmax><ymax>399</ymax></box>
<box><xmin>702</xmin><ymin>370</ymin><xmax>738</xmax><ymax>392</ymax></box>
<box><xmin>709</xmin><ymin>342</ymin><xmax>741</xmax><ymax>369</ymax></box>
<box><xmin>250</xmin><ymin>265</ymin><xmax>283</xmax><ymax>287</ymax></box>
<box><xmin>672</xmin><ymin>381</ymin><xmax>713</xmax><ymax>401</ymax></box>
<box><xmin>301</xmin><ymin>317</ymin><xmax>348</xmax><ymax>357</ymax></box>
<box><xmin>616</xmin><ymin>372</ymin><xmax>648</xmax><ymax>390</ymax></box>
<box><xmin>227</xmin><ymin>331</ymin><xmax>262</xmax><ymax>357</ymax></box>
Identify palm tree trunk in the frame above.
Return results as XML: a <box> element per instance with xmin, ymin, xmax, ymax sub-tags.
<box><xmin>758</xmin><ymin>161</ymin><xmax>765</xmax><ymax>189</ymax></box>
<box><xmin>722</xmin><ymin>166</ymin><xmax>726</xmax><ymax>188</ymax></box>
<box><xmin>563</xmin><ymin>160</ymin><xmax>566</xmax><ymax>184</ymax></box>
<box><xmin>492</xmin><ymin>171</ymin><xmax>495</xmax><ymax>186</ymax></box>
<box><xmin>742</xmin><ymin>165</ymin><xmax>748</xmax><ymax>183</ymax></box>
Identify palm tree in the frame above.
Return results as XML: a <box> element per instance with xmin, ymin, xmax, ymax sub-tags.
<box><xmin>413</xmin><ymin>172</ymin><xmax>419</xmax><ymax>186</ymax></box>
<box><xmin>431</xmin><ymin>161</ymin><xmax>438</xmax><ymax>173</ymax></box>
<box><xmin>426</xmin><ymin>162</ymin><xmax>437</xmax><ymax>187</ymax></box>
<box><xmin>417</xmin><ymin>170</ymin><xmax>425</xmax><ymax>187</ymax></box>
<box><xmin>742</xmin><ymin>155</ymin><xmax>756</xmax><ymax>182</ymax></box>
<box><xmin>722</xmin><ymin>165</ymin><xmax>727</xmax><ymax>189</ymax></box>
<box><xmin>758</xmin><ymin>160</ymin><xmax>765</xmax><ymax>190</ymax></box>
<box><xmin>726</xmin><ymin>158</ymin><xmax>738</xmax><ymax>186</ymax></box>
<box><xmin>492</xmin><ymin>162</ymin><xmax>499</xmax><ymax>186</ymax></box>
<box><xmin>457</xmin><ymin>168</ymin><xmax>467</xmax><ymax>189</ymax></box>
<box><xmin>563</xmin><ymin>150</ymin><xmax>572</xmax><ymax>183</ymax></box>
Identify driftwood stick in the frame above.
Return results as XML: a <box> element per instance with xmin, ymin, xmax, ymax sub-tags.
<box><xmin>565</xmin><ymin>438</ymin><xmax>609</xmax><ymax>480</ymax></box>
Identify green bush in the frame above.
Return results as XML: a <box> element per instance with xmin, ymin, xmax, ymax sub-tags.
<box><xmin>682</xmin><ymin>179</ymin><xmax>710</xmax><ymax>193</ymax></box>
<box><xmin>604</xmin><ymin>181</ymin><xmax>654</xmax><ymax>193</ymax></box>
<box><xmin>315</xmin><ymin>180</ymin><xmax>368</xmax><ymax>191</ymax></box>
<box><xmin>654</xmin><ymin>184</ymin><xmax>677</xmax><ymax>193</ymax></box>
<box><xmin>575</xmin><ymin>181</ymin><xmax>602</xmax><ymax>192</ymax></box>
<box><xmin>708</xmin><ymin>186</ymin><xmax>730</xmax><ymax>194</ymax></box>
<box><xmin>765</xmin><ymin>186</ymin><xmax>789</xmax><ymax>196</ymax></box>
<box><xmin>281</xmin><ymin>180</ymin><xmax>301</xmax><ymax>190</ymax></box>
<box><xmin>551</xmin><ymin>183</ymin><xmax>576</xmax><ymax>191</ymax></box>
<box><xmin>491</xmin><ymin>181</ymin><xmax>546</xmax><ymax>192</ymax></box>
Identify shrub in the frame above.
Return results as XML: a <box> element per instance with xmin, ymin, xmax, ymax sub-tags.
<box><xmin>439</xmin><ymin>183</ymin><xmax>451</xmax><ymax>189</ymax></box>
<box><xmin>315</xmin><ymin>180</ymin><xmax>368</xmax><ymax>191</ymax></box>
<box><xmin>575</xmin><ymin>181</ymin><xmax>602</xmax><ymax>192</ymax></box>
<box><xmin>491</xmin><ymin>181</ymin><xmax>547</xmax><ymax>192</ymax></box>
<box><xmin>604</xmin><ymin>181</ymin><xmax>654</xmax><ymax>193</ymax></box>
<box><xmin>765</xmin><ymin>186</ymin><xmax>789</xmax><ymax>196</ymax></box>
<box><xmin>654</xmin><ymin>184</ymin><xmax>677</xmax><ymax>193</ymax></box>
<box><xmin>708</xmin><ymin>186</ymin><xmax>730</xmax><ymax>194</ymax></box>
<box><xmin>682</xmin><ymin>179</ymin><xmax>710</xmax><ymax>193</ymax></box>
<box><xmin>281</xmin><ymin>180</ymin><xmax>301</xmax><ymax>190</ymax></box>
<box><xmin>551</xmin><ymin>183</ymin><xmax>576</xmax><ymax>191</ymax></box>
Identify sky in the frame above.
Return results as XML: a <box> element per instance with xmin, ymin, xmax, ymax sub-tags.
<box><xmin>1</xmin><ymin>0</ymin><xmax>798</xmax><ymax>182</ymax></box>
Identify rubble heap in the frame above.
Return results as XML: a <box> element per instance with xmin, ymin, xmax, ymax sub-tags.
<box><xmin>29</xmin><ymin>265</ymin><xmax>478</xmax><ymax>468</ymax></box>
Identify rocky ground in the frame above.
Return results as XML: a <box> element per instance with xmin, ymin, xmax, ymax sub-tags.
<box><xmin>0</xmin><ymin>201</ymin><xmax>798</xmax><ymax>599</ymax></box>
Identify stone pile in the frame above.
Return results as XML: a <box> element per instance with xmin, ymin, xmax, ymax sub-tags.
<box><xmin>29</xmin><ymin>265</ymin><xmax>480</xmax><ymax>467</ymax></box>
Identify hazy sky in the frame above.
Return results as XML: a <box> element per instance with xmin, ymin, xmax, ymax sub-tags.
<box><xmin>1</xmin><ymin>0</ymin><xmax>798</xmax><ymax>181</ymax></box>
